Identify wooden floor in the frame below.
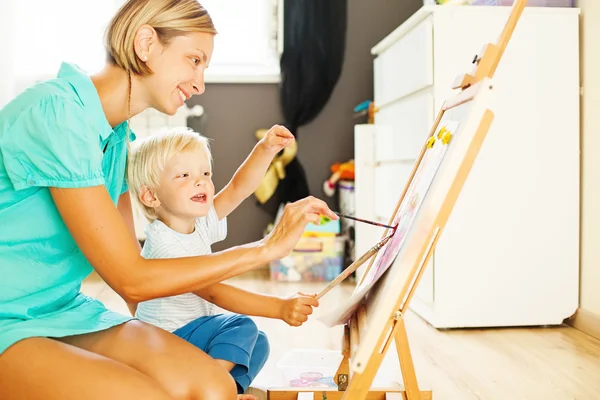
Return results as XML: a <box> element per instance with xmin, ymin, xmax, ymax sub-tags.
<box><xmin>83</xmin><ymin>271</ymin><xmax>600</xmax><ymax>400</ymax></box>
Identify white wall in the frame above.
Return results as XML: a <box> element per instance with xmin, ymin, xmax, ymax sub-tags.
<box><xmin>576</xmin><ymin>0</ymin><xmax>600</xmax><ymax>317</ymax></box>
<box><xmin>0</xmin><ymin>0</ymin><xmax>15</xmax><ymax>108</ymax></box>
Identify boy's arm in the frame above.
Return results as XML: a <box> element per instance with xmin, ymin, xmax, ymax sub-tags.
<box><xmin>195</xmin><ymin>283</ymin><xmax>284</xmax><ymax>319</ymax></box>
<box><xmin>195</xmin><ymin>283</ymin><xmax>319</xmax><ymax>326</ymax></box>
<box><xmin>214</xmin><ymin>125</ymin><xmax>294</xmax><ymax>220</ymax></box>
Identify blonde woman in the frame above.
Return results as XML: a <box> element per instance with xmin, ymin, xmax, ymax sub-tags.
<box><xmin>0</xmin><ymin>1</ymin><xmax>337</xmax><ymax>399</ymax></box>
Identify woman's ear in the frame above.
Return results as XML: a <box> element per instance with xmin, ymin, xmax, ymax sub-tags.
<box><xmin>139</xmin><ymin>186</ymin><xmax>161</xmax><ymax>209</ymax></box>
<box><xmin>134</xmin><ymin>24</ymin><xmax>157</xmax><ymax>62</ymax></box>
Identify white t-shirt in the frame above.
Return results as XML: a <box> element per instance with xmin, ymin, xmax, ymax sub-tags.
<box><xmin>135</xmin><ymin>206</ymin><xmax>227</xmax><ymax>332</ymax></box>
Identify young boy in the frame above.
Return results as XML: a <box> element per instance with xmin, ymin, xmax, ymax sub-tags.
<box><xmin>127</xmin><ymin>126</ymin><xmax>319</xmax><ymax>397</ymax></box>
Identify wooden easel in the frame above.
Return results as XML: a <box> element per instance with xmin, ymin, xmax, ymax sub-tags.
<box><xmin>268</xmin><ymin>1</ymin><xmax>526</xmax><ymax>399</ymax></box>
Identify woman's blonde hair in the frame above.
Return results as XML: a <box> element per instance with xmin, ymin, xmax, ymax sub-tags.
<box><xmin>105</xmin><ymin>0</ymin><xmax>217</xmax><ymax>76</ymax></box>
<box><xmin>128</xmin><ymin>127</ymin><xmax>212</xmax><ymax>222</ymax></box>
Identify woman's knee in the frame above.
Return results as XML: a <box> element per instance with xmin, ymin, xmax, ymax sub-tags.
<box><xmin>0</xmin><ymin>338</ymin><xmax>174</xmax><ymax>400</ymax></box>
<box><xmin>168</xmin><ymin>363</ymin><xmax>238</xmax><ymax>400</ymax></box>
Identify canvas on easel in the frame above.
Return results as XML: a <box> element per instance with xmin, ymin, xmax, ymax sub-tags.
<box><xmin>268</xmin><ymin>1</ymin><xmax>527</xmax><ymax>399</ymax></box>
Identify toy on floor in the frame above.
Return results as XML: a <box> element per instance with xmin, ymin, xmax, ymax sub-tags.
<box><xmin>353</xmin><ymin>100</ymin><xmax>379</xmax><ymax>124</ymax></box>
<box><xmin>253</xmin><ymin>128</ymin><xmax>298</xmax><ymax>204</ymax></box>
<box><xmin>267</xmin><ymin>204</ymin><xmax>344</xmax><ymax>282</ymax></box>
<box><xmin>323</xmin><ymin>160</ymin><xmax>355</xmax><ymax>197</ymax></box>
<box><xmin>289</xmin><ymin>374</ymin><xmax>337</xmax><ymax>388</ymax></box>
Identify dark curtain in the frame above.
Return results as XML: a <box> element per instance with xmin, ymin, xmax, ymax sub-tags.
<box><xmin>260</xmin><ymin>0</ymin><xmax>347</xmax><ymax>217</ymax></box>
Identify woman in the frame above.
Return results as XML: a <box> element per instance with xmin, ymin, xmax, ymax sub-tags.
<box><xmin>0</xmin><ymin>1</ymin><xmax>337</xmax><ymax>399</ymax></box>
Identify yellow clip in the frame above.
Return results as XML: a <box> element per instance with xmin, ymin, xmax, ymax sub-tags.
<box><xmin>441</xmin><ymin>131</ymin><xmax>453</xmax><ymax>144</ymax></box>
<box><xmin>427</xmin><ymin>136</ymin><xmax>436</xmax><ymax>149</ymax></box>
<box><xmin>437</xmin><ymin>126</ymin><xmax>447</xmax><ymax>139</ymax></box>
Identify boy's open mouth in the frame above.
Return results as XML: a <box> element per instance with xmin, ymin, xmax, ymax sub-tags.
<box><xmin>191</xmin><ymin>193</ymin><xmax>207</xmax><ymax>202</ymax></box>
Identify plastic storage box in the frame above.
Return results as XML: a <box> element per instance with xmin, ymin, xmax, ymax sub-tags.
<box><xmin>276</xmin><ymin>349</ymin><xmax>343</xmax><ymax>388</ymax></box>
<box><xmin>269</xmin><ymin>235</ymin><xmax>345</xmax><ymax>282</ymax></box>
<box><xmin>472</xmin><ymin>0</ymin><xmax>573</xmax><ymax>5</ymax></box>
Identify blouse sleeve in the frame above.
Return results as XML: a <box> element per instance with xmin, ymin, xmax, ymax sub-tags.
<box><xmin>0</xmin><ymin>95</ymin><xmax>105</xmax><ymax>191</ymax></box>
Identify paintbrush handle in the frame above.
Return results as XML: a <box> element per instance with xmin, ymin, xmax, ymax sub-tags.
<box><xmin>333</xmin><ymin>212</ymin><xmax>395</xmax><ymax>230</ymax></box>
<box><xmin>316</xmin><ymin>235</ymin><xmax>393</xmax><ymax>300</ymax></box>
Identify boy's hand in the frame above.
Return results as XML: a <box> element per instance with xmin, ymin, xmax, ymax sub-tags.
<box><xmin>259</xmin><ymin>125</ymin><xmax>295</xmax><ymax>156</ymax></box>
<box><xmin>279</xmin><ymin>292</ymin><xmax>319</xmax><ymax>327</ymax></box>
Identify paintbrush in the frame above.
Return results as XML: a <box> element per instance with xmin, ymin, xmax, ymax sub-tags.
<box><xmin>316</xmin><ymin>233</ymin><xmax>394</xmax><ymax>300</ymax></box>
<box><xmin>333</xmin><ymin>212</ymin><xmax>396</xmax><ymax>230</ymax></box>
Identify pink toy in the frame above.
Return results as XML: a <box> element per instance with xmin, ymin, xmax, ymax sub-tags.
<box><xmin>290</xmin><ymin>379</ymin><xmax>310</xmax><ymax>387</ymax></box>
<box><xmin>300</xmin><ymin>372</ymin><xmax>323</xmax><ymax>381</ymax></box>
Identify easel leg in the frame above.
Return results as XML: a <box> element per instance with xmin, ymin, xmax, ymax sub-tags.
<box><xmin>339</xmin><ymin>312</ymin><xmax>430</xmax><ymax>400</ymax></box>
<box><xmin>394</xmin><ymin>317</ymin><xmax>420</xmax><ymax>400</ymax></box>
<box><xmin>335</xmin><ymin>324</ymin><xmax>350</xmax><ymax>391</ymax></box>
<box><xmin>340</xmin><ymin>352</ymin><xmax>383</xmax><ymax>400</ymax></box>
<box><xmin>340</xmin><ymin>319</ymin><xmax>397</xmax><ymax>400</ymax></box>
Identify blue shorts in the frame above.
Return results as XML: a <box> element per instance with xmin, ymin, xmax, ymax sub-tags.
<box><xmin>173</xmin><ymin>314</ymin><xmax>270</xmax><ymax>394</ymax></box>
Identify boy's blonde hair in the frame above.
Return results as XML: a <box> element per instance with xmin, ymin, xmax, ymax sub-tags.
<box><xmin>128</xmin><ymin>127</ymin><xmax>212</xmax><ymax>221</ymax></box>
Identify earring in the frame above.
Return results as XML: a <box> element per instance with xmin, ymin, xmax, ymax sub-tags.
<box><xmin>141</xmin><ymin>54</ymin><xmax>147</xmax><ymax>61</ymax></box>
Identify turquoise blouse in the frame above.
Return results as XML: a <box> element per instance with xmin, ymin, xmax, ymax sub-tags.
<box><xmin>0</xmin><ymin>62</ymin><xmax>135</xmax><ymax>354</ymax></box>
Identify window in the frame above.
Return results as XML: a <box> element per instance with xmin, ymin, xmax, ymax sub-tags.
<box><xmin>13</xmin><ymin>1</ymin><xmax>110</xmax><ymax>77</ymax></box>
<box><xmin>10</xmin><ymin>0</ymin><xmax>124</xmax><ymax>94</ymax></box>
<box><xmin>8</xmin><ymin>0</ymin><xmax>282</xmax><ymax>94</ymax></box>
<box><xmin>201</xmin><ymin>0</ymin><xmax>283</xmax><ymax>83</ymax></box>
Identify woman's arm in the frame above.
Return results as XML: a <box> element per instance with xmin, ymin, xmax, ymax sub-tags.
<box><xmin>50</xmin><ymin>186</ymin><xmax>335</xmax><ymax>303</ymax></box>
<box><xmin>117</xmin><ymin>192</ymin><xmax>142</xmax><ymax>316</ymax></box>
<box><xmin>117</xmin><ymin>192</ymin><xmax>140</xmax><ymax>249</ymax></box>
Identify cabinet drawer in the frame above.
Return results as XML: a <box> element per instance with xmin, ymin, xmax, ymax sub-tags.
<box><xmin>354</xmin><ymin>124</ymin><xmax>376</xmax><ymax>166</ymax></box>
<box><xmin>355</xmin><ymin>223</ymin><xmax>383</xmax><ymax>282</ymax></box>
<box><xmin>374</xmin><ymin>90</ymin><xmax>434</xmax><ymax>162</ymax></box>
<box><xmin>374</xmin><ymin>17</ymin><xmax>433</xmax><ymax>106</ymax></box>
<box><xmin>373</xmin><ymin>162</ymin><xmax>414</xmax><ymax>221</ymax></box>
<box><xmin>355</xmin><ymin>162</ymin><xmax>375</xmax><ymax>222</ymax></box>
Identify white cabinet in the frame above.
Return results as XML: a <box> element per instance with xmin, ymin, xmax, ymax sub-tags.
<box><xmin>375</xmin><ymin>91</ymin><xmax>434</xmax><ymax>162</ymax></box>
<box><xmin>373</xmin><ymin>17</ymin><xmax>433</xmax><ymax>106</ymax></box>
<box><xmin>354</xmin><ymin>5</ymin><xmax>580</xmax><ymax>328</ymax></box>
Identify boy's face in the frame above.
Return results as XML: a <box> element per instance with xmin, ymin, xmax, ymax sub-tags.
<box><xmin>154</xmin><ymin>148</ymin><xmax>215</xmax><ymax>221</ymax></box>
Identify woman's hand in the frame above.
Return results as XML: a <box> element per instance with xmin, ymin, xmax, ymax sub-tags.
<box><xmin>262</xmin><ymin>196</ymin><xmax>338</xmax><ymax>260</ymax></box>
<box><xmin>279</xmin><ymin>292</ymin><xmax>319</xmax><ymax>327</ymax></box>
<box><xmin>258</xmin><ymin>124</ymin><xmax>295</xmax><ymax>156</ymax></box>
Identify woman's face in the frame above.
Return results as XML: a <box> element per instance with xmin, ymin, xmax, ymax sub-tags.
<box><xmin>142</xmin><ymin>31</ymin><xmax>214</xmax><ymax>115</ymax></box>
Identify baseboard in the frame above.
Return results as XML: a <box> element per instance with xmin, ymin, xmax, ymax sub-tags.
<box><xmin>566</xmin><ymin>308</ymin><xmax>600</xmax><ymax>340</ymax></box>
